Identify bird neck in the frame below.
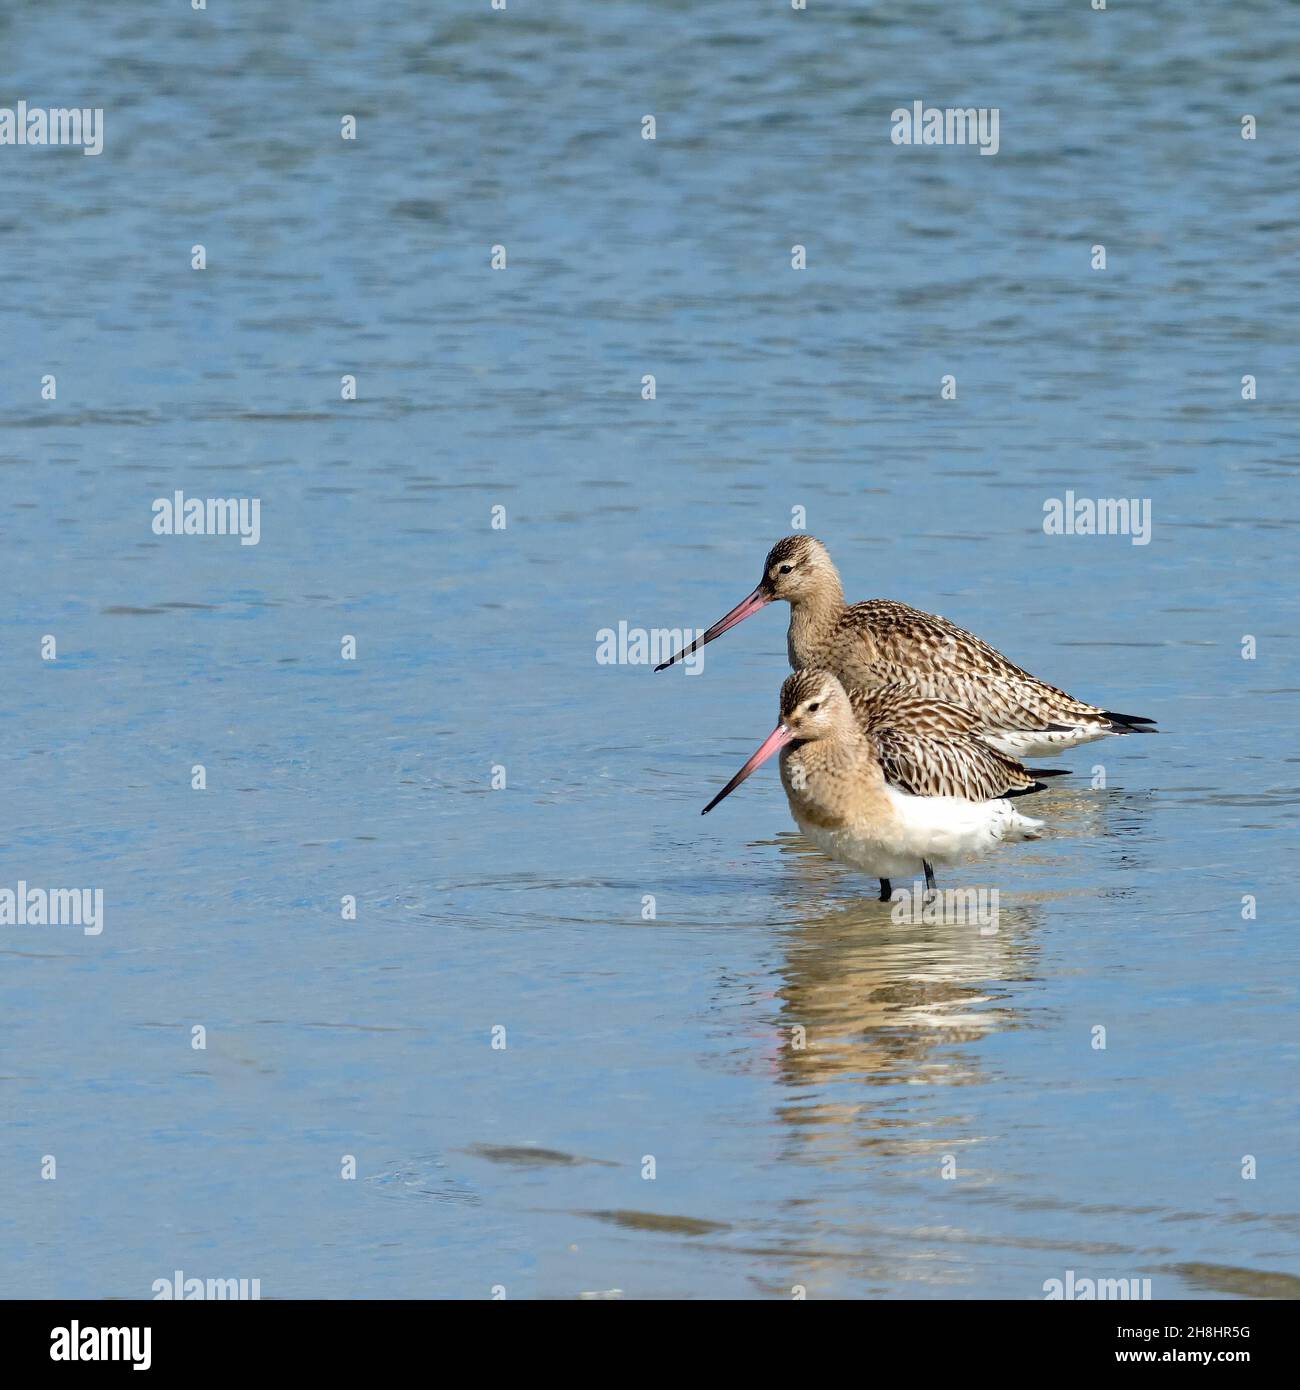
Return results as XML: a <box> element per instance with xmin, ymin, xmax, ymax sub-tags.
<box><xmin>786</xmin><ymin>570</ymin><xmax>846</xmax><ymax>665</ymax></box>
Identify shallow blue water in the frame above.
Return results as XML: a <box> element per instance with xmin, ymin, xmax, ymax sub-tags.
<box><xmin>1</xmin><ymin>0</ymin><xmax>1297</xmax><ymax>1299</ymax></box>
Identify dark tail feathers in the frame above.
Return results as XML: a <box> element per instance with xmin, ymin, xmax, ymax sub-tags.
<box><xmin>1103</xmin><ymin>711</ymin><xmax>1158</xmax><ymax>734</ymax></box>
<box><xmin>1009</xmin><ymin>768</ymin><xmax>1072</xmax><ymax>798</ymax></box>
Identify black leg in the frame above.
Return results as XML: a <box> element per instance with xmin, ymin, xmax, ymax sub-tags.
<box><xmin>878</xmin><ymin>878</ymin><xmax>892</xmax><ymax>902</ymax></box>
<box><xmin>923</xmin><ymin>861</ymin><xmax>936</xmax><ymax>895</ymax></box>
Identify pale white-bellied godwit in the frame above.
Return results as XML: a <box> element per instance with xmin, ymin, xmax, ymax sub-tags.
<box><xmin>657</xmin><ymin>536</ymin><xmax>1157</xmax><ymax>759</ymax></box>
<box><xmin>701</xmin><ymin>669</ymin><xmax>1054</xmax><ymax>900</ymax></box>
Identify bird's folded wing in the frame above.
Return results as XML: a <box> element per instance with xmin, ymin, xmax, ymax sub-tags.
<box><xmin>853</xmin><ymin>688</ymin><xmax>1040</xmax><ymax>801</ymax></box>
<box><xmin>849</xmin><ymin>601</ymin><xmax>1111</xmax><ymax>733</ymax></box>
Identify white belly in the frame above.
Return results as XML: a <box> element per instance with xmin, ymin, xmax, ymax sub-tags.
<box><xmin>792</xmin><ymin>788</ymin><xmax>1042</xmax><ymax>880</ymax></box>
<box><xmin>984</xmin><ymin>726</ymin><xmax>1109</xmax><ymax>759</ymax></box>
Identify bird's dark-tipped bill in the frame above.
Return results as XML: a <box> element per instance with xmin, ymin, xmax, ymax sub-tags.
<box><xmin>654</xmin><ymin>587</ymin><xmax>770</xmax><ymax>672</ymax></box>
<box><xmin>701</xmin><ymin>724</ymin><xmax>793</xmax><ymax>815</ymax></box>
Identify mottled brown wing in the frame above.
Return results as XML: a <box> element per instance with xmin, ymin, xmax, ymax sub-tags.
<box><xmin>848</xmin><ymin>600</ymin><xmax>1108</xmax><ymax>732</ymax></box>
<box><xmin>850</xmin><ymin>684</ymin><xmax>1039</xmax><ymax>801</ymax></box>
<box><xmin>846</xmin><ymin>682</ymin><xmax>985</xmax><ymax>736</ymax></box>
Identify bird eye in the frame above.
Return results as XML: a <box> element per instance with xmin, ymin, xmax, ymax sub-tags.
<box><xmin>779</xmin><ymin>564</ymin><xmax>793</xmax><ymax>574</ymax></box>
<box><xmin>807</xmin><ymin>702</ymin><xmax>820</xmax><ymax>712</ymax></box>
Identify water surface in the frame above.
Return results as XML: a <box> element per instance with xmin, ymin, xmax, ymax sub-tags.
<box><xmin>1</xmin><ymin>0</ymin><xmax>1297</xmax><ymax>1299</ymax></box>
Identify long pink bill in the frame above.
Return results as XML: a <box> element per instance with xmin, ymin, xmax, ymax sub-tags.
<box><xmin>701</xmin><ymin>724</ymin><xmax>793</xmax><ymax>815</ymax></box>
<box><xmin>654</xmin><ymin>586</ymin><xmax>770</xmax><ymax>671</ymax></box>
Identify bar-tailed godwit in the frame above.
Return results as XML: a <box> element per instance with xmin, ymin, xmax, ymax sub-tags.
<box><xmin>657</xmin><ymin>536</ymin><xmax>1157</xmax><ymax>759</ymax></box>
<box><xmin>702</xmin><ymin>669</ymin><xmax>1056</xmax><ymax>900</ymax></box>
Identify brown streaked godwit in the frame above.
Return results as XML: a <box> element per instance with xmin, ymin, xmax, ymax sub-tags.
<box><xmin>702</xmin><ymin>669</ymin><xmax>1053</xmax><ymax>901</ymax></box>
<box><xmin>656</xmin><ymin>535</ymin><xmax>1157</xmax><ymax>759</ymax></box>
